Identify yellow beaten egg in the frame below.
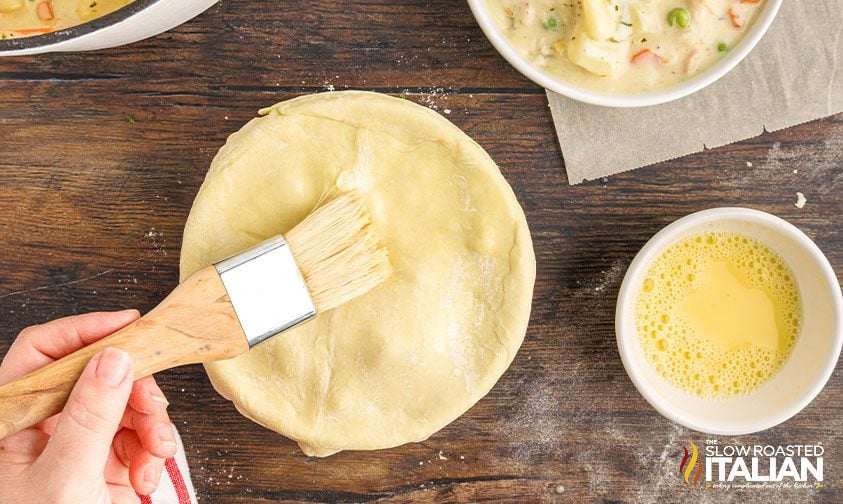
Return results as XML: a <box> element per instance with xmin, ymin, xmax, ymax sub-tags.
<box><xmin>635</xmin><ymin>231</ymin><xmax>801</xmax><ymax>398</ymax></box>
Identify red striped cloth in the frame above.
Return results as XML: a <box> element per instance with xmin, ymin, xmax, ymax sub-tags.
<box><xmin>137</xmin><ymin>428</ymin><xmax>197</xmax><ymax>504</ymax></box>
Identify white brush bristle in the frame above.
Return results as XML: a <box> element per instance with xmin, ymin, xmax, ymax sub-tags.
<box><xmin>285</xmin><ymin>192</ymin><xmax>393</xmax><ymax>312</ymax></box>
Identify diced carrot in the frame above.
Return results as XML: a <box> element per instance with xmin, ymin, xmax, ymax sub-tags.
<box><xmin>729</xmin><ymin>8</ymin><xmax>744</xmax><ymax>28</ymax></box>
<box><xmin>36</xmin><ymin>1</ymin><xmax>54</xmax><ymax>21</ymax></box>
<box><xmin>742</xmin><ymin>0</ymin><xmax>760</xmax><ymax>3</ymax></box>
<box><xmin>10</xmin><ymin>27</ymin><xmax>54</xmax><ymax>37</ymax></box>
<box><xmin>631</xmin><ymin>49</ymin><xmax>661</xmax><ymax>64</ymax></box>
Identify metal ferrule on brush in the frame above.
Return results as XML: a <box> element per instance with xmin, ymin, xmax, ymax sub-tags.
<box><xmin>214</xmin><ymin>236</ymin><xmax>316</xmax><ymax>347</ymax></box>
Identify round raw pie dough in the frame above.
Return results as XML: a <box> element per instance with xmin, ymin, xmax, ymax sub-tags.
<box><xmin>180</xmin><ymin>91</ymin><xmax>535</xmax><ymax>456</ymax></box>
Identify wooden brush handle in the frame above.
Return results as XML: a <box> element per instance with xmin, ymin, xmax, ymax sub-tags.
<box><xmin>0</xmin><ymin>266</ymin><xmax>250</xmax><ymax>439</ymax></box>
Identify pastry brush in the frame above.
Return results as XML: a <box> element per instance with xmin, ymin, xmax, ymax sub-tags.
<box><xmin>0</xmin><ymin>192</ymin><xmax>392</xmax><ymax>439</ymax></box>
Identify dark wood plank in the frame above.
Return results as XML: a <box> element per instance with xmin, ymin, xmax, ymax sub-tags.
<box><xmin>0</xmin><ymin>0</ymin><xmax>535</xmax><ymax>92</ymax></box>
<box><xmin>0</xmin><ymin>1</ymin><xmax>840</xmax><ymax>503</ymax></box>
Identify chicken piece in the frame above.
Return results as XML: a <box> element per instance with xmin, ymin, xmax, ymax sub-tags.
<box><xmin>685</xmin><ymin>50</ymin><xmax>702</xmax><ymax>75</ymax></box>
<box><xmin>517</xmin><ymin>2</ymin><xmax>536</xmax><ymax>26</ymax></box>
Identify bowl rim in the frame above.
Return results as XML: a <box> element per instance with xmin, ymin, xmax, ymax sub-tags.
<box><xmin>0</xmin><ymin>0</ymin><xmax>161</xmax><ymax>51</ymax></box>
<box><xmin>615</xmin><ymin>207</ymin><xmax>843</xmax><ymax>435</ymax></box>
<box><xmin>466</xmin><ymin>0</ymin><xmax>783</xmax><ymax>107</ymax></box>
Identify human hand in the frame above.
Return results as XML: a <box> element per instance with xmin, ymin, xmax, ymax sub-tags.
<box><xmin>0</xmin><ymin>310</ymin><xmax>177</xmax><ymax>503</ymax></box>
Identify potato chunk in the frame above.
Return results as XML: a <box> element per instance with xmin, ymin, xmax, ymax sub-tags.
<box><xmin>581</xmin><ymin>0</ymin><xmax>618</xmax><ymax>40</ymax></box>
<box><xmin>568</xmin><ymin>32</ymin><xmax>629</xmax><ymax>77</ymax></box>
<box><xmin>0</xmin><ymin>0</ymin><xmax>24</xmax><ymax>14</ymax></box>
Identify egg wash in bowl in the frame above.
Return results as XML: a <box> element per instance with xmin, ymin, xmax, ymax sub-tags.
<box><xmin>635</xmin><ymin>230</ymin><xmax>801</xmax><ymax>399</ymax></box>
<box><xmin>485</xmin><ymin>0</ymin><xmax>767</xmax><ymax>93</ymax></box>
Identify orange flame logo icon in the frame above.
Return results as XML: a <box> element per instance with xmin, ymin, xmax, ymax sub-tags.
<box><xmin>679</xmin><ymin>441</ymin><xmax>703</xmax><ymax>486</ymax></box>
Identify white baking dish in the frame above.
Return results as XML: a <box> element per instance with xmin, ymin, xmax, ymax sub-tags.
<box><xmin>0</xmin><ymin>0</ymin><xmax>218</xmax><ymax>56</ymax></box>
<box><xmin>467</xmin><ymin>0</ymin><xmax>783</xmax><ymax>107</ymax></box>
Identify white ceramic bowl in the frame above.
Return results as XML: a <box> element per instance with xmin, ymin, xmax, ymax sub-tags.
<box><xmin>467</xmin><ymin>0</ymin><xmax>783</xmax><ymax>107</ymax></box>
<box><xmin>616</xmin><ymin>208</ymin><xmax>843</xmax><ymax>434</ymax></box>
<box><xmin>0</xmin><ymin>0</ymin><xmax>217</xmax><ymax>56</ymax></box>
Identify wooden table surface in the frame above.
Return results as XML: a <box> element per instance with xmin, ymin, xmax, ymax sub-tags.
<box><xmin>1</xmin><ymin>1</ymin><xmax>840</xmax><ymax>502</ymax></box>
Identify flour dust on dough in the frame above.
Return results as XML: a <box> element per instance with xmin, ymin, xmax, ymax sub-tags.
<box><xmin>179</xmin><ymin>91</ymin><xmax>536</xmax><ymax>456</ymax></box>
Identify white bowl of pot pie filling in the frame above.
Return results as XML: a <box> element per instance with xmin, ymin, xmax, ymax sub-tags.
<box><xmin>467</xmin><ymin>0</ymin><xmax>783</xmax><ymax>107</ymax></box>
<box><xmin>0</xmin><ymin>0</ymin><xmax>218</xmax><ymax>55</ymax></box>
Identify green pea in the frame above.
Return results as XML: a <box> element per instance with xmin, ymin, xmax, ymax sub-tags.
<box><xmin>717</xmin><ymin>42</ymin><xmax>728</xmax><ymax>52</ymax></box>
<box><xmin>667</xmin><ymin>8</ymin><xmax>691</xmax><ymax>28</ymax></box>
<box><xmin>542</xmin><ymin>16</ymin><xmax>560</xmax><ymax>31</ymax></box>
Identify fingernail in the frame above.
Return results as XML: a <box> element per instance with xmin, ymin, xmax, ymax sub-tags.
<box><xmin>143</xmin><ymin>464</ymin><xmax>161</xmax><ymax>494</ymax></box>
<box><xmin>150</xmin><ymin>390</ymin><xmax>170</xmax><ymax>407</ymax></box>
<box><xmin>158</xmin><ymin>423</ymin><xmax>177</xmax><ymax>448</ymax></box>
<box><xmin>95</xmin><ymin>348</ymin><xmax>131</xmax><ymax>387</ymax></box>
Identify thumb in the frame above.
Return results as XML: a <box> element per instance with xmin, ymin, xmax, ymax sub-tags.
<box><xmin>37</xmin><ymin>348</ymin><xmax>134</xmax><ymax>481</ymax></box>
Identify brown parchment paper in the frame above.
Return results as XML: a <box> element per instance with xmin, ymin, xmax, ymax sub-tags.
<box><xmin>547</xmin><ymin>0</ymin><xmax>843</xmax><ymax>184</ymax></box>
